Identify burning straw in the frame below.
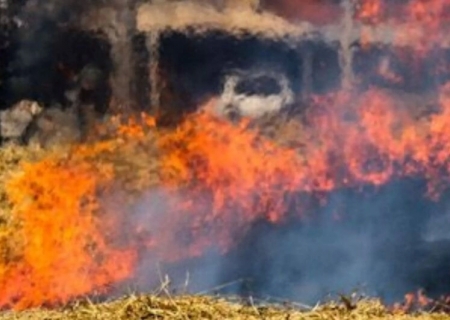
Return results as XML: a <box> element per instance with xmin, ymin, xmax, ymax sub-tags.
<box><xmin>0</xmin><ymin>115</ymin><xmax>159</xmax><ymax>310</ymax></box>
<box><xmin>0</xmin><ymin>295</ymin><xmax>449</xmax><ymax>320</ymax></box>
<box><xmin>4</xmin><ymin>84</ymin><xmax>450</xmax><ymax>310</ymax></box>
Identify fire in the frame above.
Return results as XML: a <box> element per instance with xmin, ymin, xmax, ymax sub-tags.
<box><xmin>392</xmin><ymin>290</ymin><xmax>439</xmax><ymax>313</ymax></box>
<box><xmin>152</xmin><ymin>83</ymin><xmax>450</xmax><ymax>264</ymax></box>
<box><xmin>0</xmin><ymin>144</ymin><xmax>136</xmax><ymax>310</ymax></box>
<box><xmin>4</xmin><ymin>0</ymin><xmax>450</xmax><ymax>312</ymax></box>
<box><xmin>356</xmin><ymin>0</ymin><xmax>450</xmax><ymax>52</ymax></box>
<box><xmin>356</xmin><ymin>0</ymin><xmax>385</xmax><ymax>24</ymax></box>
<box><xmin>356</xmin><ymin>0</ymin><xmax>450</xmax><ymax>24</ymax></box>
<box><xmin>4</xmin><ymin>82</ymin><xmax>450</xmax><ymax>309</ymax></box>
<box><xmin>4</xmin><ymin>83</ymin><xmax>450</xmax><ymax>309</ymax></box>
<box><xmin>154</xmin><ymin>106</ymin><xmax>305</xmax><ymax>258</ymax></box>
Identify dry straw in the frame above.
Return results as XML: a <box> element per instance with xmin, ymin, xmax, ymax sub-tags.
<box><xmin>1</xmin><ymin>295</ymin><xmax>450</xmax><ymax>320</ymax></box>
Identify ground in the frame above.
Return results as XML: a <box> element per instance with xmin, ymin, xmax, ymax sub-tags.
<box><xmin>1</xmin><ymin>110</ymin><xmax>450</xmax><ymax>319</ymax></box>
<box><xmin>1</xmin><ymin>295</ymin><xmax>450</xmax><ymax>320</ymax></box>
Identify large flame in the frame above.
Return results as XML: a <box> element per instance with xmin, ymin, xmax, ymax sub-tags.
<box><xmin>3</xmin><ymin>0</ymin><xmax>450</xmax><ymax>311</ymax></box>
<box><xmin>357</xmin><ymin>0</ymin><xmax>450</xmax><ymax>52</ymax></box>
<box><xmin>3</xmin><ymin>83</ymin><xmax>450</xmax><ymax>309</ymax></box>
<box><xmin>0</xmin><ymin>143</ymin><xmax>137</xmax><ymax>310</ymax></box>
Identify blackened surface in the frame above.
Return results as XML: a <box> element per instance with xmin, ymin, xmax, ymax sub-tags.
<box><xmin>132</xmin><ymin>32</ymin><xmax>150</xmax><ymax>111</ymax></box>
<box><xmin>157</xmin><ymin>31</ymin><xmax>302</xmax><ymax>124</ymax></box>
<box><xmin>310</xmin><ymin>41</ymin><xmax>341</xmax><ymax>93</ymax></box>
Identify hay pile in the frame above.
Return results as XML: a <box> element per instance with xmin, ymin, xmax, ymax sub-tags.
<box><xmin>0</xmin><ymin>295</ymin><xmax>449</xmax><ymax>320</ymax></box>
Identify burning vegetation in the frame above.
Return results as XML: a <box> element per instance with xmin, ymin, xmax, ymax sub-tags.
<box><xmin>4</xmin><ymin>0</ymin><xmax>450</xmax><ymax>318</ymax></box>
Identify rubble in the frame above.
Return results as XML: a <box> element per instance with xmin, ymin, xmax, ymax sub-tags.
<box><xmin>0</xmin><ymin>99</ymin><xmax>42</xmax><ymax>145</ymax></box>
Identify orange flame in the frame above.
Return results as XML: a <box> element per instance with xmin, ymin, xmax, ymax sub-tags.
<box><xmin>356</xmin><ymin>0</ymin><xmax>385</xmax><ymax>24</ymax></box>
<box><xmin>4</xmin><ymin>83</ymin><xmax>450</xmax><ymax>309</ymax></box>
<box><xmin>392</xmin><ymin>290</ymin><xmax>434</xmax><ymax>313</ymax></box>
<box><xmin>4</xmin><ymin>1</ymin><xmax>450</xmax><ymax>310</ymax></box>
<box><xmin>0</xmin><ymin>83</ymin><xmax>444</xmax><ymax>308</ymax></box>
<box><xmin>0</xmin><ymin>145</ymin><xmax>136</xmax><ymax>310</ymax></box>
<box><xmin>357</xmin><ymin>0</ymin><xmax>450</xmax><ymax>53</ymax></box>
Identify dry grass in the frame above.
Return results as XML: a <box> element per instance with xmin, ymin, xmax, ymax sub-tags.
<box><xmin>0</xmin><ymin>295</ymin><xmax>450</xmax><ymax>320</ymax></box>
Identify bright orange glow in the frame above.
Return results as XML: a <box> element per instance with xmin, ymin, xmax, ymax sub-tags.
<box><xmin>356</xmin><ymin>0</ymin><xmax>385</xmax><ymax>24</ymax></box>
<box><xmin>4</xmin><ymin>0</ymin><xmax>450</xmax><ymax>311</ymax></box>
<box><xmin>4</xmin><ymin>83</ymin><xmax>450</xmax><ymax>310</ymax></box>
<box><xmin>5</xmin><ymin>84</ymin><xmax>450</xmax><ymax>309</ymax></box>
<box><xmin>356</xmin><ymin>0</ymin><xmax>450</xmax><ymax>53</ymax></box>
<box><xmin>0</xmin><ymin>146</ymin><xmax>136</xmax><ymax>310</ymax></box>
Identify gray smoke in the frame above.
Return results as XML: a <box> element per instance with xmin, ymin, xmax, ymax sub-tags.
<box><xmin>117</xmin><ymin>177</ymin><xmax>450</xmax><ymax>305</ymax></box>
<box><xmin>119</xmin><ymin>188</ymin><xmax>227</xmax><ymax>295</ymax></box>
<box><xmin>214</xmin><ymin>180</ymin><xmax>448</xmax><ymax>304</ymax></box>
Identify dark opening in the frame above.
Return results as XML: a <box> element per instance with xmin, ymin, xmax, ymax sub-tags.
<box><xmin>157</xmin><ymin>30</ymin><xmax>302</xmax><ymax>124</ymax></box>
<box><xmin>0</xmin><ymin>0</ymin><xmax>27</xmax><ymax>109</ymax></box>
<box><xmin>54</xmin><ymin>28</ymin><xmax>112</xmax><ymax>114</ymax></box>
<box><xmin>234</xmin><ymin>75</ymin><xmax>282</xmax><ymax>96</ymax></box>
<box><xmin>310</xmin><ymin>41</ymin><xmax>341</xmax><ymax>93</ymax></box>
<box><xmin>1</xmin><ymin>25</ymin><xmax>112</xmax><ymax>113</ymax></box>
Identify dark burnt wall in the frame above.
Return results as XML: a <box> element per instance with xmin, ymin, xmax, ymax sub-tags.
<box><xmin>308</xmin><ymin>40</ymin><xmax>341</xmax><ymax>94</ymax></box>
<box><xmin>53</xmin><ymin>28</ymin><xmax>112</xmax><ymax>113</ymax></box>
<box><xmin>0</xmin><ymin>0</ymin><xmax>117</xmax><ymax>110</ymax></box>
<box><xmin>0</xmin><ymin>0</ymin><xmax>27</xmax><ymax>109</ymax></box>
<box><xmin>149</xmin><ymin>31</ymin><xmax>343</xmax><ymax>122</ymax></box>
<box><xmin>155</xmin><ymin>30</ymin><xmax>303</xmax><ymax>124</ymax></box>
<box><xmin>1</xmin><ymin>26</ymin><xmax>112</xmax><ymax>111</ymax></box>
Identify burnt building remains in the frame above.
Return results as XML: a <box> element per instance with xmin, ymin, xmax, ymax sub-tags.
<box><xmin>0</xmin><ymin>0</ymin><xmax>449</xmax><ymax>143</ymax></box>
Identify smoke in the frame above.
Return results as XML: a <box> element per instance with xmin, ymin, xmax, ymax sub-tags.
<box><xmin>3</xmin><ymin>0</ymin><xmax>450</xmax><ymax>309</ymax></box>
<box><xmin>112</xmin><ymin>27</ymin><xmax>450</xmax><ymax>307</ymax></box>
<box><xmin>116</xmin><ymin>187</ymin><xmax>228</xmax><ymax>295</ymax></box>
<box><xmin>220</xmin><ymin>181</ymin><xmax>430</xmax><ymax>303</ymax></box>
<box><xmin>116</xmin><ymin>171</ymin><xmax>450</xmax><ymax>304</ymax></box>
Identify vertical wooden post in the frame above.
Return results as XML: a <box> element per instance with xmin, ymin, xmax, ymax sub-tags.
<box><xmin>107</xmin><ymin>0</ymin><xmax>136</xmax><ymax>111</ymax></box>
<box><xmin>339</xmin><ymin>0</ymin><xmax>356</xmax><ymax>89</ymax></box>
<box><xmin>146</xmin><ymin>30</ymin><xmax>161</xmax><ymax>115</ymax></box>
<box><xmin>300</xmin><ymin>41</ymin><xmax>313</xmax><ymax>100</ymax></box>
